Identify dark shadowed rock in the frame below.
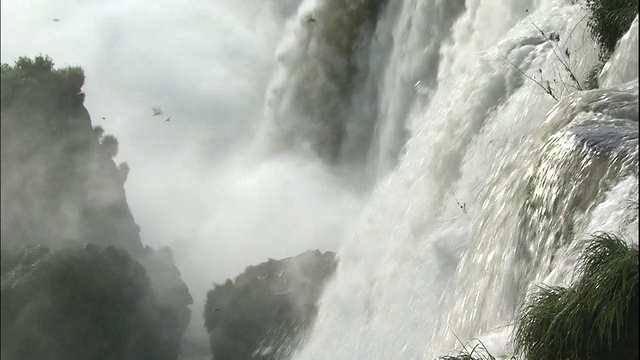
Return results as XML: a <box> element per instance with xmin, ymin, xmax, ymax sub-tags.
<box><xmin>1</xmin><ymin>56</ymin><xmax>192</xmax><ymax>359</ymax></box>
<box><xmin>204</xmin><ymin>250</ymin><xmax>337</xmax><ymax>360</ymax></box>
<box><xmin>1</xmin><ymin>244</ymin><xmax>182</xmax><ymax>360</ymax></box>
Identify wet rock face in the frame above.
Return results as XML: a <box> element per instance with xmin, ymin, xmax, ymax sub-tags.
<box><xmin>139</xmin><ymin>246</ymin><xmax>194</xmax><ymax>335</ymax></box>
<box><xmin>1</xmin><ymin>69</ymin><xmax>143</xmax><ymax>255</ymax></box>
<box><xmin>204</xmin><ymin>250</ymin><xmax>337</xmax><ymax>360</ymax></box>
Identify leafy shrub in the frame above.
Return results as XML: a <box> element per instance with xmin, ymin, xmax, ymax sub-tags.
<box><xmin>1</xmin><ymin>55</ymin><xmax>85</xmax><ymax>109</ymax></box>
<box><xmin>100</xmin><ymin>134</ymin><xmax>119</xmax><ymax>158</ymax></box>
<box><xmin>1</xmin><ymin>244</ymin><xmax>183</xmax><ymax>360</ymax></box>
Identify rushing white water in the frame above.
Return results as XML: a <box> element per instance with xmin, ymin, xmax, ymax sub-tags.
<box><xmin>269</xmin><ymin>0</ymin><xmax>639</xmax><ymax>359</ymax></box>
<box><xmin>260</xmin><ymin>0</ymin><xmax>468</xmax><ymax>184</ymax></box>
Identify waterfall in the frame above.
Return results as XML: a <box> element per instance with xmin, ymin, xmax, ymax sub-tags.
<box><xmin>600</xmin><ymin>15</ymin><xmax>639</xmax><ymax>88</ymax></box>
<box><xmin>259</xmin><ymin>0</ymin><xmax>467</xmax><ymax>184</ymax></box>
<box><xmin>259</xmin><ymin>0</ymin><xmax>387</xmax><ymax>164</ymax></box>
<box><xmin>252</xmin><ymin>0</ymin><xmax>639</xmax><ymax>358</ymax></box>
<box><xmin>1</xmin><ymin>0</ymin><xmax>635</xmax><ymax>357</ymax></box>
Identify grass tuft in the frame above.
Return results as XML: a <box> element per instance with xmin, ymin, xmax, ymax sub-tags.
<box><xmin>575</xmin><ymin>233</ymin><xmax>639</xmax><ymax>349</ymax></box>
<box><xmin>514</xmin><ymin>232</ymin><xmax>639</xmax><ymax>360</ymax></box>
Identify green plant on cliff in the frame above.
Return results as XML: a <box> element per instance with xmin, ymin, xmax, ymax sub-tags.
<box><xmin>584</xmin><ymin>0</ymin><xmax>638</xmax><ymax>61</ymax></box>
<box><xmin>1</xmin><ymin>244</ymin><xmax>182</xmax><ymax>360</ymax></box>
<box><xmin>1</xmin><ymin>55</ymin><xmax>85</xmax><ymax>108</ymax></box>
<box><xmin>506</xmin><ymin>0</ymin><xmax>637</xmax><ymax>99</ymax></box>
<box><xmin>514</xmin><ymin>232</ymin><xmax>639</xmax><ymax>360</ymax></box>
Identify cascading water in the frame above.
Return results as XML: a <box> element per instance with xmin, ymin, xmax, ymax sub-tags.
<box><xmin>252</xmin><ymin>0</ymin><xmax>639</xmax><ymax>358</ymax></box>
<box><xmin>435</xmin><ymin>79</ymin><xmax>639</xmax><ymax>353</ymax></box>
<box><xmin>259</xmin><ymin>0</ymin><xmax>467</xmax><ymax>185</ymax></box>
<box><xmin>259</xmin><ymin>0</ymin><xmax>386</xmax><ymax>164</ymax></box>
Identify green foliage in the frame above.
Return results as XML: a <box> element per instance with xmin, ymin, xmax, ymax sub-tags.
<box><xmin>435</xmin><ymin>342</ymin><xmax>498</xmax><ymax>360</ymax></box>
<box><xmin>583</xmin><ymin>63</ymin><xmax>603</xmax><ymax>90</ymax></box>
<box><xmin>1</xmin><ymin>244</ymin><xmax>183</xmax><ymax>360</ymax></box>
<box><xmin>514</xmin><ymin>233</ymin><xmax>639</xmax><ymax>360</ymax></box>
<box><xmin>100</xmin><ymin>134</ymin><xmax>119</xmax><ymax>158</ymax></box>
<box><xmin>1</xmin><ymin>55</ymin><xmax>85</xmax><ymax>109</ymax></box>
<box><xmin>0</xmin><ymin>245</ymin><xmax>51</xmax><ymax>282</ymax></box>
<box><xmin>584</xmin><ymin>0</ymin><xmax>638</xmax><ymax>61</ymax></box>
<box><xmin>575</xmin><ymin>233</ymin><xmax>639</xmax><ymax>348</ymax></box>
<box><xmin>514</xmin><ymin>285</ymin><xmax>585</xmax><ymax>359</ymax></box>
<box><xmin>1</xmin><ymin>54</ymin><xmax>192</xmax><ymax>359</ymax></box>
<box><xmin>511</xmin><ymin>0</ymin><xmax>636</xmax><ymax>96</ymax></box>
<box><xmin>204</xmin><ymin>251</ymin><xmax>337</xmax><ymax>360</ymax></box>
<box><xmin>1</xmin><ymin>55</ymin><xmax>141</xmax><ymax>255</ymax></box>
<box><xmin>434</xmin><ymin>333</ymin><xmax>518</xmax><ymax>360</ymax></box>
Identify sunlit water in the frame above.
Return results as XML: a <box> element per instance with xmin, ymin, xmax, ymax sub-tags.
<box><xmin>275</xmin><ymin>1</ymin><xmax>638</xmax><ymax>359</ymax></box>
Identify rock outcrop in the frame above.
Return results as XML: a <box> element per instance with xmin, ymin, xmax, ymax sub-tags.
<box><xmin>1</xmin><ymin>56</ymin><xmax>193</xmax><ymax>358</ymax></box>
<box><xmin>204</xmin><ymin>250</ymin><xmax>337</xmax><ymax>360</ymax></box>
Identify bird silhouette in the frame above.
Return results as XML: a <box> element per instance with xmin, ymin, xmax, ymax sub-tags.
<box><xmin>101</xmin><ymin>117</ymin><xmax>106</xmax><ymax>120</ymax></box>
<box><xmin>152</xmin><ymin>107</ymin><xmax>163</xmax><ymax>116</ymax></box>
<box><xmin>52</xmin><ymin>18</ymin><xmax>61</xmax><ymax>22</ymax></box>
<box><xmin>165</xmin><ymin>117</ymin><xmax>171</xmax><ymax>122</ymax></box>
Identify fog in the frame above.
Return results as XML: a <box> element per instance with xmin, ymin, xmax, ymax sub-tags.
<box><xmin>1</xmin><ymin>0</ymin><xmax>365</xmax><ymax>350</ymax></box>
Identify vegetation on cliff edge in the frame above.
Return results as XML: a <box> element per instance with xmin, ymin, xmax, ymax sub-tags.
<box><xmin>1</xmin><ymin>55</ymin><xmax>85</xmax><ymax>109</ymax></box>
<box><xmin>514</xmin><ymin>233</ymin><xmax>638</xmax><ymax>360</ymax></box>
<box><xmin>1</xmin><ymin>244</ymin><xmax>184</xmax><ymax>360</ymax></box>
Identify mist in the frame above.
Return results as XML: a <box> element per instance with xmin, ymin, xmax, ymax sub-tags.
<box><xmin>1</xmin><ymin>0</ymin><xmax>366</xmax><ymax>352</ymax></box>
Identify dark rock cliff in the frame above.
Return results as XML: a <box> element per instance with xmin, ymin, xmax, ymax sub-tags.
<box><xmin>1</xmin><ymin>56</ymin><xmax>192</xmax><ymax>357</ymax></box>
<box><xmin>204</xmin><ymin>250</ymin><xmax>337</xmax><ymax>360</ymax></box>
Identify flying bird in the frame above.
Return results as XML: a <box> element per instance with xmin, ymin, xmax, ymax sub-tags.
<box><xmin>165</xmin><ymin>117</ymin><xmax>171</xmax><ymax>122</ymax></box>
<box><xmin>101</xmin><ymin>117</ymin><xmax>106</xmax><ymax>120</ymax></box>
<box><xmin>152</xmin><ymin>107</ymin><xmax>163</xmax><ymax>116</ymax></box>
<box><xmin>52</xmin><ymin>18</ymin><xmax>61</xmax><ymax>22</ymax></box>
